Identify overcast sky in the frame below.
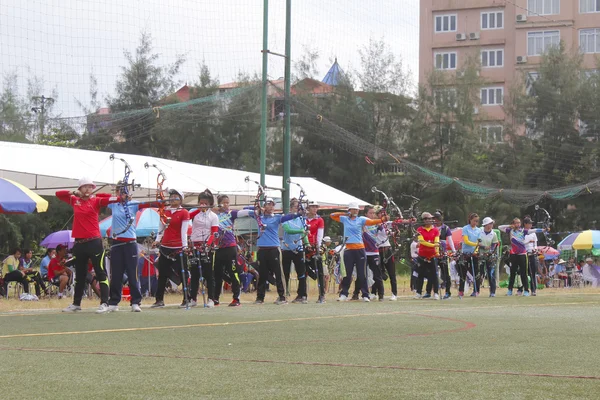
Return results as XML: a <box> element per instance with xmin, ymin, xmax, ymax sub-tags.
<box><xmin>0</xmin><ymin>0</ymin><xmax>419</xmax><ymax>117</ymax></box>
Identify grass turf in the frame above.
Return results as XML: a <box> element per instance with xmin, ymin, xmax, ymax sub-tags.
<box><xmin>1</xmin><ymin>287</ymin><xmax>599</xmax><ymax>399</ymax></box>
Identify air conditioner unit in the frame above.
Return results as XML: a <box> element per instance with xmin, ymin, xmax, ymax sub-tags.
<box><xmin>516</xmin><ymin>14</ymin><xmax>527</xmax><ymax>22</ymax></box>
<box><xmin>469</xmin><ymin>32</ymin><xmax>480</xmax><ymax>40</ymax></box>
<box><xmin>473</xmin><ymin>107</ymin><xmax>480</xmax><ymax>115</ymax></box>
<box><xmin>516</xmin><ymin>55</ymin><xmax>528</xmax><ymax>64</ymax></box>
<box><xmin>456</xmin><ymin>33</ymin><xmax>467</xmax><ymax>41</ymax></box>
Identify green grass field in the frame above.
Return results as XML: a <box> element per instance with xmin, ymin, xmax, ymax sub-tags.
<box><xmin>1</xmin><ymin>286</ymin><xmax>599</xmax><ymax>400</ymax></box>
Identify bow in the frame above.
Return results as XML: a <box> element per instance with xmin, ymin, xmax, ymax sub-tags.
<box><xmin>535</xmin><ymin>204</ymin><xmax>554</xmax><ymax>246</ymax></box>
<box><xmin>287</xmin><ymin>178</ymin><xmax>309</xmax><ymax>239</ymax></box>
<box><xmin>110</xmin><ymin>154</ymin><xmax>138</xmax><ymax>238</ymax></box>
<box><xmin>245</xmin><ymin>176</ymin><xmax>266</xmax><ymax>237</ymax></box>
<box><xmin>145</xmin><ymin>162</ymin><xmax>170</xmax><ymax>232</ymax></box>
<box><xmin>401</xmin><ymin>194</ymin><xmax>420</xmax><ymax>236</ymax></box>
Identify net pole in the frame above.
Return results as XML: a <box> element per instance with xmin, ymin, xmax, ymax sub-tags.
<box><xmin>260</xmin><ymin>0</ymin><xmax>269</xmax><ymax>190</ymax></box>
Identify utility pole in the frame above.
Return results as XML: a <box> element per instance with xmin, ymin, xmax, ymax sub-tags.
<box><xmin>31</xmin><ymin>95</ymin><xmax>55</xmax><ymax>138</ymax></box>
<box><xmin>282</xmin><ymin>0</ymin><xmax>292</xmax><ymax>213</ymax></box>
<box><xmin>260</xmin><ymin>0</ymin><xmax>269</xmax><ymax>190</ymax></box>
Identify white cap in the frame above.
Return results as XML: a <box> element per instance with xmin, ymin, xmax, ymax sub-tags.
<box><xmin>586</xmin><ymin>257</ymin><xmax>593</xmax><ymax>262</ymax></box>
<box><xmin>308</xmin><ymin>200</ymin><xmax>319</xmax><ymax>206</ymax></box>
<box><xmin>482</xmin><ymin>217</ymin><xmax>494</xmax><ymax>226</ymax></box>
<box><xmin>348</xmin><ymin>202</ymin><xmax>360</xmax><ymax>210</ymax></box>
<box><xmin>421</xmin><ymin>212</ymin><xmax>433</xmax><ymax>219</ymax></box>
<box><xmin>323</xmin><ymin>236</ymin><xmax>332</xmax><ymax>242</ymax></box>
<box><xmin>558</xmin><ymin>259</ymin><xmax>566</xmax><ymax>264</ymax></box>
<box><xmin>264</xmin><ymin>197</ymin><xmax>275</xmax><ymax>204</ymax></box>
<box><xmin>168</xmin><ymin>188</ymin><xmax>185</xmax><ymax>200</ymax></box>
<box><xmin>78</xmin><ymin>177</ymin><xmax>96</xmax><ymax>189</ymax></box>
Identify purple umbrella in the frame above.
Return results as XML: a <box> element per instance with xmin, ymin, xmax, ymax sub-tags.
<box><xmin>41</xmin><ymin>230</ymin><xmax>75</xmax><ymax>250</ymax></box>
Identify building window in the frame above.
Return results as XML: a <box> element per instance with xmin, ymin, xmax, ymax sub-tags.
<box><xmin>481</xmin><ymin>11</ymin><xmax>504</xmax><ymax>30</ymax></box>
<box><xmin>440</xmin><ymin>124</ymin><xmax>454</xmax><ymax>145</ymax></box>
<box><xmin>480</xmin><ymin>125</ymin><xmax>504</xmax><ymax>144</ymax></box>
<box><xmin>433</xmin><ymin>88</ymin><xmax>457</xmax><ymax>108</ymax></box>
<box><xmin>434</xmin><ymin>52</ymin><xmax>457</xmax><ymax>70</ymax></box>
<box><xmin>581</xmin><ymin>0</ymin><xmax>600</xmax><ymax>13</ymax></box>
<box><xmin>526</xmin><ymin>72</ymin><xmax>539</xmax><ymax>96</ymax></box>
<box><xmin>527</xmin><ymin>30</ymin><xmax>560</xmax><ymax>56</ymax></box>
<box><xmin>435</xmin><ymin>14</ymin><xmax>457</xmax><ymax>33</ymax></box>
<box><xmin>528</xmin><ymin>0</ymin><xmax>560</xmax><ymax>15</ymax></box>
<box><xmin>481</xmin><ymin>49</ymin><xmax>504</xmax><ymax>67</ymax></box>
<box><xmin>481</xmin><ymin>87</ymin><xmax>504</xmax><ymax>106</ymax></box>
<box><xmin>580</xmin><ymin>29</ymin><xmax>600</xmax><ymax>53</ymax></box>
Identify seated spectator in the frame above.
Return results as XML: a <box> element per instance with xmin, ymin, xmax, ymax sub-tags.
<box><xmin>20</xmin><ymin>249</ymin><xmax>49</xmax><ymax>296</ymax></box>
<box><xmin>583</xmin><ymin>257</ymin><xmax>600</xmax><ymax>288</ymax></box>
<box><xmin>2</xmin><ymin>248</ymin><xmax>48</xmax><ymax>297</ymax></box>
<box><xmin>537</xmin><ymin>256</ymin><xmax>550</xmax><ymax>287</ymax></box>
<box><xmin>549</xmin><ymin>259</ymin><xmax>569</xmax><ymax>287</ymax></box>
<box><xmin>47</xmin><ymin>245</ymin><xmax>73</xmax><ymax>298</ymax></box>
<box><xmin>40</xmin><ymin>248</ymin><xmax>55</xmax><ymax>278</ymax></box>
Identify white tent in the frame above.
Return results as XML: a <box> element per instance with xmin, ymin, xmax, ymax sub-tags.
<box><xmin>0</xmin><ymin>141</ymin><xmax>368</xmax><ymax>208</ymax></box>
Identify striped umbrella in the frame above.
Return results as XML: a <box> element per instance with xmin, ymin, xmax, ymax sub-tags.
<box><xmin>0</xmin><ymin>177</ymin><xmax>48</xmax><ymax>213</ymax></box>
<box><xmin>557</xmin><ymin>230</ymin><xmax>600</xmax><ymax>251</ymax></box>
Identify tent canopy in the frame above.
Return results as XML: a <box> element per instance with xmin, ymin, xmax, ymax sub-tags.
<box><xmin>0</xmin><ymin>141</ymin><xmax>368</xmax><ymax>208</ymax></box>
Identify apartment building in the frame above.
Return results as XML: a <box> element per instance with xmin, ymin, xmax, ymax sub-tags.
<box><xmin>419</xmin><ymin>0</ymin><xmax>600</xmax><ymax>141</ymax></box>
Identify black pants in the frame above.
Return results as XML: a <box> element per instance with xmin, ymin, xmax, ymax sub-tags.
<box><xmin>417</xmin><ymin>257</ymin><xmax>438</xmax><ymax>295</ymax></box>
<box><xmin>306</xmin><ymin>254</ymin><xmax>325</xmax><ymax>298</ymax></box>
<box><xmin>214</xmin><ymin>247</ymin><xmax>241</xmax><ymax>301</ymax></box>
<box><xmin>483</xmin><ymin>259</ymin><xmax>497</xmax><ymax>295</ymax></box>
<box><xmin>72</xmin><ymin>238</ymin><xmax>108</xmax><ymax>306</ymax></box>
<box><xmin>189</xmin><ymin>248</ymin><xmax>214</xmax><ymax>301</ymax></box>
<box><xmin>109</xmin><ymin>241</ymin><xmax>142</xmax><ymax>306</ymax></box>
<box><xmin>427</xmin><ymin>258</ymin><xmax>451</xmax><ymax>295</ymax></box>
<box><xmin>4</xmin><ymin>270</ymin><xmax>32</xmax><ymax>295</ymax></box>
<box><xmin>367</xmin><ymin>254</ymin><xmax>384</xmax><ymax>299</ymax></box>
<box><xmin>379</xmin><ymin>247</ymin><xmax>397</xmax><ymax>296</ymax></box>
<box><xmin>527</xmin><ymin>254</ymin><xmax>537</xmax><ymax>293</ymax></box>
<box><xmin>282</xmin><ymin>250</ymin><xmax>307</xmax><ymax>298</ymax></box>
<box><xmin>458</xmin><ymin>255</ymin><xmax>478</xmax><ymax>293</ymax></box>
<box><xmin>509</xmin><ymin>254</ymin><xmax>529</xmax><ymax>292</ymax></box>
<box><xmin>256</xmin><ymin>248</ymin><xmax>285</xmax><ymax>301</ymax></box>
<box><xmin>156</xmin><ymin>246</ymin><xmax>187</xmax><ymax>302</ymax></box>
<box><xmin>341</xmin><ymin>249</ymin><xmax>368</xmax><ymax>298</ymax></box>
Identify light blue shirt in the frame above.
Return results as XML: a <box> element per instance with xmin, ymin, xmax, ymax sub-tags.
<box><xmin>249</xmin><ymin>211</ymin><xmax>300</xmax><ymax>248</ymax></box>
<box><xmin>339</xmin><ymin>216</ymin><xmax>369</xmax><ymax>244</ymax></box>
<box><xmin>462</xmin><ymin>224</ymin><xmax>482</xmax><ymax>254</ymax></box>
<box><xmin>108</xmin><ymin>201</ymin><xmax>140</xmax><ymax>239</ymax></box>
<box><xmin>40</xmin><ymin>255</ymin><xmax>52</xmax><ymax>276</ymax></box>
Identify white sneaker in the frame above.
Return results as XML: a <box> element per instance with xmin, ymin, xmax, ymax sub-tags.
<box><xmin>108</xmin><ymin>305</ymin><xmax>119</xmax><ymax>312</ymax></box>
<box><xmin>433</xmin><ymin>293</ymin><xmax>440</xmax><ymax>300</ymax></box>
<box><xmin>189</xmin><ymin>300</ymin><xmax>198</xmax><ymax>307</ymax></box>
<box><xmin>389</xmin><ymin>295</ymin><xmax>397</xmax><ymax>301</ymax></box>
<box><xmin>337</xmin><ymin>295</ymin><xmax>348</xmax><ymax>302</ymax></box>
<box><xmin>413</xmin><ymin>293</ymin><xmax>422</xmax><ymax>299</ymax></box>
<box><xmin>206</xmin><ymin>299</ymin><xmax>215</xmax><ymax>308</ymax></box>
<box><xmin>62</xmin><ymin>304</ymin><xmax>81</xmax><ymax>312</ymax></box>
<box><xmin>131</xmin><ymin>304</ymin><xmax>142</xmax><ymax>312</ymax></box>
<box><xmin>57</xmin><ymin>293</ymin><xmax>63</xmax><ymax>299</ymax></box>
<box><xmin>362</xmin><ymin>297</ymin><xmax>370</xmax><ymax>302</ymax></box>
<box><xmin>369</xmin><ymin>293</ymin><xmax>376</xmax><ymax>300</ymax></box>
<box><xmin>95</xmin><ymin>303</ymin><xmax>110</xmax><ymax>314</ymax></box>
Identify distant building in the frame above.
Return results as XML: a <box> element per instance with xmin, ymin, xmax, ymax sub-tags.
<box><xmin>419</xmin><ymin>0</ymin><xmax>600</xmax><ymax>141</ymax></box>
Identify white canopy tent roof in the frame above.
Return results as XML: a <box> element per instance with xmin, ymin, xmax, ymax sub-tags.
<box><xmin>0</xmin><ymin>141</ymin><xmax>368</xmax><ymax>208</ymax></box>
